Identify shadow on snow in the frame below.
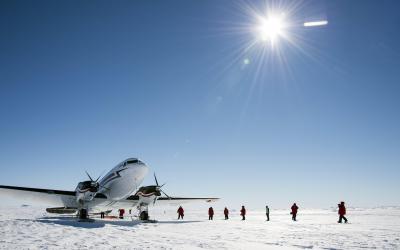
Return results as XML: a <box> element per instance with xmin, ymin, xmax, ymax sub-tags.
<box><xmin>29</xmin><ymin>216</ymin><xmax>202</xmax><ymax>229</ymax></box>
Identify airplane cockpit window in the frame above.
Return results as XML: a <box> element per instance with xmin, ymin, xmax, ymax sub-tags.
<box><xmin>127</xmin><ymin>159</ymin><xmax>139</xmax><ymax>164</ymax></box>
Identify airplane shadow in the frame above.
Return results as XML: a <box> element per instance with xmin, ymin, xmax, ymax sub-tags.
<box><xmin>33</xmin><ymin>217</ymin><xmax>201</xmax><ymax>228</ymax></box>
<box><xmin>34</xmin><ymin>216</ymin><xmax>142</xmax><ymax>229</ymax></box>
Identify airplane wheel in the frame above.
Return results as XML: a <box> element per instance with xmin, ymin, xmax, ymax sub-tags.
<box><xmin>140</xmin><ymin>211</ymin><xmax>149</xmax><ymax>220</ymax></box>
<box><xmin>79</xmin><ymin>209</ymin><xmax>88</xmax><ymax>220</ymax></box>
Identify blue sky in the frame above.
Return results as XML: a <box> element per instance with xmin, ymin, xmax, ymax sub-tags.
<box><xmin>1</xmin><ymin>0</ymin><xmax>399</xmax><ymax>208</ymax></box>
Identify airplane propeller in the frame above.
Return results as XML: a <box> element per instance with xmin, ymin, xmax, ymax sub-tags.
<box><xmin>153</xmin><ymin>173</ymin><xmax>171</xmax><ymax>205</ymax></box>
<box><xmin>85</xmin><ymin>171</ymin><xmax>109</xmax><ymax>192</ymax></box>
<box><xmin>85</xmin><ymin>171</ymin><xmax>95</xmax><ymax>182</ymax></box>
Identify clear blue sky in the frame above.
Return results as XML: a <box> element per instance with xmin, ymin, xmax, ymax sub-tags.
<box><xmin>1</xmin><ymin>0</ymin><xmax>399</xmax><ymax>208</ymax></box>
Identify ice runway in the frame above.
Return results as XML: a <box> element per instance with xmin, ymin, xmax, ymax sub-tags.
<box><xmin>0</xmin><ymin>206</ymin><xmax>399</xmax><ymax>249</ymax></box>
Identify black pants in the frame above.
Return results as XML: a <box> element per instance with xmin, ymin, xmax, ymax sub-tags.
<box><xmin>292</xmin><ymin>213</ymin><xmax>297</xmax><ymax>221</ymax></box>
<box><xmin>338</xmin><ymin>215</ymin><xmax>348</xmax><ymax>223</ymax></box>
<box><xmin>178</xmin><ymin>214</ymin><xmax>183</xmax><ymax>219</ymax></box>
<box><xmin>100</xmin><ymin>212</ymin><xmax>105</xmax><ymax>219</ymax></box>
<box><xmin>225</xmin><ymin>214</ymin><xmax>229</xmax><ymax>220</ymax></box>
<box><xmin>266</xmin><ymin>213</ymin><xmax>269</xmax><ymax>221</ymax></box>
<box><xmin>242</xmin><ymin>215</ymin><xmax>245</xmax><ymax>220</ymax></box>
<box><xmin>209</xmin><ymin>215</ymin><xmax>213</xmax><ymax>220</ymax></box>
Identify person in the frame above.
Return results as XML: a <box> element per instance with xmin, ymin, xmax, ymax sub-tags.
<box><xmin>118</xmin><ymin>208</ymin><xmax>125</xmax><ymax>219</ymax></box>
<box><xmin>240</xmin><ymin>205</ymin><xmax>246</xmax><ymax>220</ymax></box>
<box><xmin>338</xmin><ymin>201</ymin><xmax>348</xmax><ymax>223</ymax></box>
<box><xmin>100</xmin><ymin>211</ymin><xmax>105</xmax><ymax>219</ymax></box>
<box><xmin>224</xmin><ymin>207</ymin><xmax>229</xmax><ymax>220</ymax></box>
<box><xmin>266</xmin><ymin>205</ymin><xmax>270</xmax><ymax>221</ymax></box>
<box><xmin>291</xmin><ymin>203</ymin><xmax>298</xmax><ymax>221</ymax></box>
<box><xmin>208</xmin><ymin>207</ymin><xmax>214</xmax><ymax>220</ymax></box>
<box><xmin>177</xmin><ymin>206</ymin><xmax>184</xmax><ymax>220</ymax></box>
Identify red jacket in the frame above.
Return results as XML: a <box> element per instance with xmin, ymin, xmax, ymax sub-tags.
<box><xmin>208</xmin><ymin>208</ymin><xmax>214</xmax><ymax>216</ymax></box>
<box><xmin>291</xmin><ymin>205</ymin><xmax>298</xmax><ymax>214</ymax></box>
<box><xmin>240</xmin><ymin>207</ymin><xmax>246</xmax><ymax>216</ymax></box>
<box><xmin>338</xmin><ymin>205</ymin><xmax>346</xmax><ymax>216</ymax></box>
<box><xmin>224</xmin><ymin>208</ymin><xmax>229</xmax><ymax>215</ymax></box>
<box><xmin>177</xmin><ymin>207</ymin><xmax>184</xmax><ymax>215</ymax></box>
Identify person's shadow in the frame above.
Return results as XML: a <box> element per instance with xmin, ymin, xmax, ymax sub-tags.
<box><xmin>156</xmin><ymin>220</ymin><xmax>201</xmax><ymax>224</ymax></box>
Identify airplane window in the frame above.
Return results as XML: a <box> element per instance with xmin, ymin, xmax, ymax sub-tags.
<box><xmin>127</xmin><ymin>159</ymin><xmax>138</xmax><ymax>164</ymax></box>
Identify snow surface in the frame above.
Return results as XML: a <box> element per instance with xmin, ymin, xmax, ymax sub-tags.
<box><xmin>0</xmin><ymin>205</ymin><xmax>399</xmax><ymax>249</ymax></box>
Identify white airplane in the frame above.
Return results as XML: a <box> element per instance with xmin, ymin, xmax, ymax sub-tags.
<box><xmin>0</xmin><ymin>158</ymin><xmax>218</xmax><ymax>220</ymax></box>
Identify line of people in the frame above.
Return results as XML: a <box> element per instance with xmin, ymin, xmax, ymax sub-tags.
<box><xmin>176</xmin><ymin>201</ymin><xmax>348</xmax><ymax>223</ymax></box>
<box><xmin>177</xmin><ymin>205</ymin><xmax>246</xmax><ymax>220</ymax></box>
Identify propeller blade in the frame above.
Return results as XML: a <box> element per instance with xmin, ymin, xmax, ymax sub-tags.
<box><xmin>161</xmin><ymin>190</ymin><xmax>171</xmax><ymax>200</ymax></box>
<box><xmin>160</xmin><ymin>183</ymin><xmax>166</xmax><ymax>188</ymax></box>
<box><xmin>154</xmin><ymin>173</ymin><xmax>159</xmax><ymax>186</ymax></box>
<box><xmin>85</xmin><ymin>171</ymin><xmax>94</xmax><ymax>181</ymax></box>
<box><xmin>95</xmin><ymin>170</ymin><xmax>106</xmax><ymax>182</ymax></box>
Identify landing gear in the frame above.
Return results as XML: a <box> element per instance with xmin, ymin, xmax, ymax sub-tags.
<box><xmin>139</xmin><ymin>211</ymin><xmax>149</xmax><ymax>220</ymax></box>
<box><xmin>77</xmin><ymin>208</ymin><xmax>95</xmax><ymax>222</ymax></box>
<box><xmin>79</xmin><ymin>208</ymin><xmax>88</xmax><ymax>220</ymax></box>
<box><xmin>137</xmin><ymin>202</ymin><xmax>154</xmax><ymax>222</ymax></box>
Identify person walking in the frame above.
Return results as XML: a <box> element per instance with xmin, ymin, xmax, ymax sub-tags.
<box><xmin>240</xmin><ymin>205</ymin><xmax>246</xmax><ymax>220</ymax></box>
<box><xmin>291</xmin><ymin>203</ymin><xmax>298</xmax><ymax>221</ymax></box>
<box><xmin>224</xmin><ymin>207</ymin><xmax>229</xmax><ymax>220</ymax></box>
<box><xmin>118</xmin><ymin>208</ymin><xmax>125</xmax><ymax>219</ymax></box>
<box><xmin>208</xmin><ymin>207</ymin><xmax>214</xmax><ymax>220</ymax></box>
<box><xmin>338</xmin><ymin>201</ymin><xmax>348</xmax><ymax>223</ymax></box>
<box><xmin>266</xmin><ymin>205</ymin><xmax>270</xmax><ymax>221</ymax></box>
<box><xmin>177</xmin><ymin>206</ymin><xmax>184</xmax><ymax>220</ymax></box>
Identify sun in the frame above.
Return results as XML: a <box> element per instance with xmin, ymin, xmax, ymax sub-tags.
<box><xmin>257</xmin><ymin>13</ymin><xmax>287</xmax><ymax>46</ymax></box>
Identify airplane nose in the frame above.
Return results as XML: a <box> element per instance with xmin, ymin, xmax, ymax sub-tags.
<box><xmin>132</xmin><ymin>162</ymin><xmax>148</xmax><ymax>178</ymax></box>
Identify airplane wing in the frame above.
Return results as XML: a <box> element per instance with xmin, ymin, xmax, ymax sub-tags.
<box><xmin>0</xmin><ymin>185</ymin><xmax>78</xmax><ymax>208</ymax></box>
<box><xmin>0</xmin><ymin>185</ymin><xmax>136</xmax><ymax>212</ymax></box>
<box><xmin>107</xmin><ymin>195</ymin><xmax>218</xmax><ymax>208</ymax></box>
<box><xmin>155</xmin><ymin>196</ymin><xmax>219</xmax><ymax>205</ymax></box>
<box><xmin>0</xmin><ymin>185</ymin><xmax>219</xmax><ymax>212</ymax></box>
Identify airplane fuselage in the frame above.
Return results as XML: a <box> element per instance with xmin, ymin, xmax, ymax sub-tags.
<box><xmin>75</xmin><ymin>158</ymin><xmax>148</xmax><ymax>209</ymax></box>
<box><xmin>99</xmin><ymin>158</ymin><xmax>148</xmax><ymax>200</ymax></box>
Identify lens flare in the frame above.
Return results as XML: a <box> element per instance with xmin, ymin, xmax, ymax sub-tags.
<box><xmin>304</xmin><ymin>20</ymin><xmax>328</xmax><ymax>27</ymax></box>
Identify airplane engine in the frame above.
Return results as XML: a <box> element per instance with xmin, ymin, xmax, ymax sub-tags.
<box><xmin>136</xmin><ymin>185</ymin><xmax>161</xmax><ymax>205</ymax></box>
<box><xmin>75</xmin><ymin>180</ymin><xmax>99</xmax><ymax>206</ymax></box>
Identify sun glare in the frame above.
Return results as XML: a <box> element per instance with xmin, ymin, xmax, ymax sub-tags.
<box><xmin>258</xmin><ymin>13</ymin><xmax>286</xmax><ymax>46</ymax></box>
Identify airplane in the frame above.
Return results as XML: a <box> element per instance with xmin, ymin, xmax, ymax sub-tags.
<box><xmin>0</xmin><ymin>158</ymin><xmax>219</xmax><ymax>221</ymax></box>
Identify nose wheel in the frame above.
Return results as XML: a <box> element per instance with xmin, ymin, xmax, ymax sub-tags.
<box><xmin>78</xmin><ymin>208</ymin><xmax>88</xmax><ymax>220</ymax></box>
<box><xmin>137</xmin><ymin>203</ymin><xmax>150</xmax><ymax>221</ymax></box>
<box><xmin>139</xmin><ymin>211</ymin><xmax>149</xmax><ymax>220</ymax></box>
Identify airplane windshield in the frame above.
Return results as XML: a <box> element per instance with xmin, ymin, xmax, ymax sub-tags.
<box><xmin>126</xmin><ymin>159</ymin><xmax>139</xmax><ymax>164</ymax></box>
